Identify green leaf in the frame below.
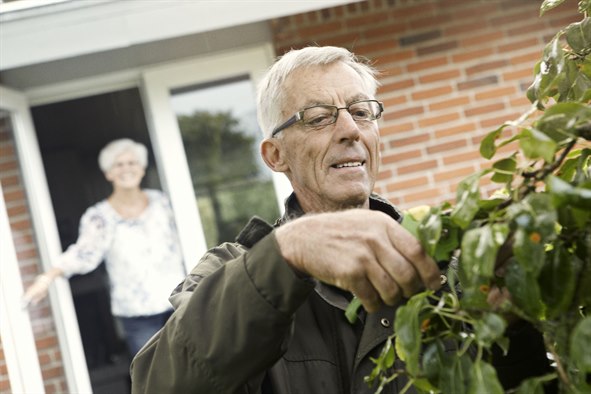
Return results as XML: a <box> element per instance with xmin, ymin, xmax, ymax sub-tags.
<box><xmin>461</xmin><ymin>224</ymin><xmax>509</xmax><ymax>281</ymax></box>
<box><xmin>418</xmin><ymin>209</ymin><xmax>442</xmax><ymax>257</ymax></box>
<box><xmin>547</xmin><ymin>175</ymin><xmax>591</xmax><ymax>209</ymax></box>
<box><xmin>536</xmin><ymin>102</ymin><xmax>591</xmax><ymax>142</ymax></box>
<box><xmin>515</xmin><ymin>374</ymin><xmax>557</xmax><ymax>394</ymax></box>
<box><xmin>565</xmin><ymin>18</ymin><xmax>591</xmax><ymax>53</ymax></box>
<box><xmin>468</xmin><ymin>360</ymin><xmax>503</xmax><ymax>394</ymax></box>
<box><xmin>433</xmin><ymin>216</ymin><xmax>461</xmax><ymax>262</ymax></box>
<box><xmin>513</xmin><ymin>227</ymin><xmax>546</xmax><ymax>276</ymax></box>
<box><xmin>480</xmin><ymin>125</ymin><xmax>506</xmax><ymax>159</ymax></box>
<box><xmin>519</xmin><ymin>128</ymin><xmax>557</xmax><ymax>162</ymax></box>
<box><xmin>540</xmin><ymin>0</ymin><xmax>567</xmax><ymax>16</ymax></box>
<box><xmin>345</xmin><ymin>296</ymin><xmax>363</xmax><ymax>324</ymax></box>
<box><xmin>538</xmin><ymin>245</ymin><xmax>576</xmax><ymax>319</ymax></box>
<box><xmin>570</xmin><ymin>317</ymin><xmax>591</xmax><ymax>374</ymax></box>
<box><xmin>473</xmin><ymin>313</ymin><xmax>507</xmax><ymax>348</ymax></box>
<box><xmin>401</xmin><ymin>212</ymin><xmax>420</xmax><ymax>239</ymax></box>
<box><xmin>491</xmin><ymin>156</ymin><xmax>517</xmax><ymax>184</ymax></box>
<box><xmin>439</xmin><ymin>350</ymin><xmax>472</xmax><ymax>394</ymax></box>
<box><xmin>451</xmin><ymin>172</ymin><xmax>483</xmax><ymax>229</ymax></box>
<box><xmin>505</xmin><ymin>260</ymin><xmax>544</xmax><ymax>319</ymax></box>
<box><xmin>394</xmin><ymin>294</ymin><xmax>428</xmax><ymax>376</ymax></box>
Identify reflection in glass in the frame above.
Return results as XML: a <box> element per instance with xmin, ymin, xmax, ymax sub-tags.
<box><xmin>171</xmin><ymin>76</ymin><xmax>280</xmax><ymax>248</ymax></box>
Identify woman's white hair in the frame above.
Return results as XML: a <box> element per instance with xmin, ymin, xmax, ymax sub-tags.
<box><xmin>98</xmin><ymin>138</ymin><xmax>148</xmax><ymax>172</ymax></box>
<box><xmin>256</xmin><ymin>46</ymin><xmax>381</xmax><ymax>139</ymax></box>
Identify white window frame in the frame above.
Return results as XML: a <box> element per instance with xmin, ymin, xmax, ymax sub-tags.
<box><xmin>0</xmin><ymin>85</ymin><xmax>92</xmax><ymax>394</ymax></box>
<box><xmin>141</xmin><ymin>43</ymin><xmax>292</xmax><ymax>270</ymax></box>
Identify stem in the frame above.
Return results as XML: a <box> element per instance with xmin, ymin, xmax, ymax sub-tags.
<box><xmin>544</xmin><ymin>335</ymin><xmax>573</xmax><ymax>390</ymax></box>
<box><xmin>522</xmin><ymin>138</ymin><xmax>578</xmax><ymax>179</ymax></box>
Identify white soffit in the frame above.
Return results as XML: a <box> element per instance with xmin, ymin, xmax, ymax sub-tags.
<box><xmin>0</xmin><ymin>0</ymin><xmax>363</xmax><ymax>70</ymax></box>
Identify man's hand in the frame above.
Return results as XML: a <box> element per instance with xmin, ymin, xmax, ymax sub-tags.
<box><xmin>275</xmin><ymin>209</ymin><xmax>441</xmax><ymax>313</ymax></box>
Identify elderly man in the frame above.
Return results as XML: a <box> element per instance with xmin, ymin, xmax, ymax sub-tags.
<box><xmin>130</xmin><ymin>46</ymin><xmax>551</xmax><ymax>394</ymax></box>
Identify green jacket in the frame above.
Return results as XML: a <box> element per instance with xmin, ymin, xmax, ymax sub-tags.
<box><xmin>130</xmin><ymin>194</ymin><xmax>551</xmax><ymax>394</ymax></box>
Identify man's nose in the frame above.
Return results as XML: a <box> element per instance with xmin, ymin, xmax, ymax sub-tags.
<box><xmin>333</xmin><ymin>110</ymin><xmax>361</xmax><ymax>141</ymax></box>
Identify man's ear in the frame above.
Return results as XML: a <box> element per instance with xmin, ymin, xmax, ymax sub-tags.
<box><xmin>261</xmin><ymin>138</ymin><xmax>289</xmax><ymax>173</ymax></box>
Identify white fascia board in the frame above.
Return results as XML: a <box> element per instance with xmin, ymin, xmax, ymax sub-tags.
<box><xmin>1</xmin><ymin>0</ymin><xmax>362</xmax><ymax>70</ymax></box>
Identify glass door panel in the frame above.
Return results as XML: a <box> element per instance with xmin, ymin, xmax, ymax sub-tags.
<box><xmin>170</xmin><ymin>76</ymin><xmax>280</xmax><ymax>248</ymax></box>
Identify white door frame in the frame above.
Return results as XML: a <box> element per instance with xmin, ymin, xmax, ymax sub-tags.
<box><xmin>0</xmin><ymin>86</ymin><xmax>92</xmax><ymax>394</ymax></box>
<box><xmin>141</xmin><ymin>43</ymin><xmax>292</xmax><ymax>271</ymax></box>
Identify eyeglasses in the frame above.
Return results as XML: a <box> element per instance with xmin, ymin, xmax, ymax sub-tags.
<box><xmin>271</xmin><ymin>99</ymin><xmax>384</xmax><ymax>137</ymax></box>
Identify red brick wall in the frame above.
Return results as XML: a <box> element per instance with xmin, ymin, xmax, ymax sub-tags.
<box><xmin>270</xmin><ymin>0</ymin><xmax>579</xmax><ymax>210</ymax></box>
<box><xmin>0</xmin><ymin>116</ymin><xmax>67</xmax><ymax>393</ymax></box>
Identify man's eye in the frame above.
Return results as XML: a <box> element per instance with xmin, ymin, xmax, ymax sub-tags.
<box><xmin>351</xmin><ymin>108</ymin><xmax>371</xmax><ymax>119</ymax></box>
<box><xmin>306</xmin><ymin>113</ymin><xmax>333</xmax><ymax>127</ymax></box>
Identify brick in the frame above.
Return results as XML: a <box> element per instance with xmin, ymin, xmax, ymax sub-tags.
<box><xmin>443</xmin><ymin>149</ymin><xmax>483</xmax><ymax>165</ymax></box>
<box><xmin>419</xmin><ymin>69</ymin><xmax>461</xmax><ymax>84</ymax></box>
<box><xmin>479</xmin><ymin>112</ymin><xmax>522</xmax><ymax>129</ymax></box>
<box><xmin>429</xmin><ymin>96</ymin><xmax>470</xmax><ymax>111</ymax></box>
<box><xmin>298</xmin><ymin>21</ymin><xmax>343</xmax><ymax>37</ymax></box>
<box><xmin>452</xmin><ymin>47</ymin><xmax>494</xmax><ymax>63</ymax></box>
<box><xmin>510</xmin><ymin>50</ymin><xmax>542</xmax><ymax>66</ymax></box>
<box><xmin>379</xmin><ymin>122</ymin><xmax>414</xmax><ymax>136</ymax></box>
<box><xmin>509</xmin><ymin>96</ymin><xmax>531</xmax><ymax>107</ymax></box>
<box><xmin>381</xmin><ymin>95</ymin><xmax>407</xmax><ymax>108</ymax></box>
<box><xmin>389</xmin><ymin>133</ymin><xmax>429</xmax><ymax>147</ymax></box>
<box><xmin>377</xmin><ymin>168</ymin><xmax>393</xmax><ymax>180</ymax></box>
<box><xmin>474</xmin><ymin>86</ymin><xmax>516</xmax><ymax>101</ymax></box>
<box><xmin>435</xmin><ymin>123</ymin><xmax>476</xmax><ymax>139</ymax></box>
<box><xmin>346</xmin><ymin>12</ymin><xmax>389</xmax><ymax>28</ymax></box>
<box><xmin>400</xmin><ymin>30</ymin><xmax>442</xmax><ymax>47</ymax></box>
<box><xmin>444</xmin><ymin>21</ymin><xmax>486</xmax><ymax>36</ymax></box>
<box><xmin>465</xmin><ymin>103</ymin><xmax>505</xmax><ymax>117</ymax></box>
<box><xmin>376</xmin><ymin>49</ymin><xmax>415</xmax><ymax>64</ymax></box>
<box><xmin>411</xmin><ymin>85</ymin><xmax>453</xmax><ymax>100</ymax></box>
<box><xmin>498</xmin><ymin>37</ymin><xmax>540</xmax><ymax>53</ymax></box>
<box><xmin>383</xmin><ymin>106</ymin><xmax>424</xmax><ymax>122</ymax></box>
<box><xmin>397</xmin><ymin>160</ymin><xmax>438</xmax><ymax>175</ymax></box>
<box><xmin>404</xmin><ymin>187</ymin><xmax>443</xmax><ymax>203</ymax></box>
<box><xmin>392</xmin><ymin>3</ymin><xmax>437</xmax><ymax>19</ymax></box>
<box><xmin>385</xmin><ymin>175</ymin><xmax>429</xmax><ymax>192</ymax></box>
<box><xmin>503</xmin><ymin>67</ymin><xmax>533</xmax><ymax>81</ymax></box>
<box><xmin>365</xmin><ymin>24</ymin><xmax>408</xmax><ymax>40</ymax></box>
<box><xmin>457</xmin><ymin>75</ymin><xmax>498</xmax><ymax>90</ymax></box>
<box><xmin>409</xmin><ymin>15</ymin><xmax>449</xmax><ymax>30</ymax></box>
<box><xmin>381</xmin><ymin>149</ymin><xmax>422</xmax><ymax>163</ymax></box>
<box><xmin>406</xmin><ymin>56</ymin><xmax>448</xmax><ymax>72</ymax></box>
<box><xmin>461</xmin><ymin>31</ymin><xmax>504</xmax><ymax>47</ymax></box>
<box><xmin>381</xmin><ymin>78</ymin><xmax>415</xmax><ymax>92</ymax></box>
<box><xmin>417</xmin><ymin>40</ymin><xmax>458</xmax><ymax>57</ymax></box>
<box><xmin>418</xmin><ymin>112</ymin><xmax>460</xmax><ymax>128</ymax></box>
<box><xmin>466</xmin><ymin>60</ymin><xmax>508</xmax><ymax>76</ymax></box>
<box><xmin>434</xmin><ymin>166</ymin><xmax>475</xmax><ymax>182</ymax></box>
<box><xmin>426</xmin><ymin>139</ymin><xmax>468</xmax><ymax>154</ymax></box>
<box><xmin>355</xmin><ymin>39</ymin><xmax>398</xmax><ymax>55</ymax></box>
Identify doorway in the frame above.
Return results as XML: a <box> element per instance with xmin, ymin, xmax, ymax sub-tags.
<box><xmin>31</xmin><ymin>88</ymin><xmax>157</xmax><ymax>394</ymax></box>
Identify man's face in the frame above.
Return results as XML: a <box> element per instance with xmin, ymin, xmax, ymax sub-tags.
<box><xmin>272</xmin><ymin>62</ymin><xmax>381</xmax><ymax>212</ymax></box>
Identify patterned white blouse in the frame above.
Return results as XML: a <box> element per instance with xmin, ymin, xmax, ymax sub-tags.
<box><xmin>58</xmin><ymin>189</ymin><xmax>186</xmax><ymax>317</ymax></box>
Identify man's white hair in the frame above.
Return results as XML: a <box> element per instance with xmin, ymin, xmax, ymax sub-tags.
<box><xmin>256</xmin><ymin>46</ymin><xmax>381</xmax><ymax>139</ymax></box>
<box><xmin>98</xmin><ymin>138</ymin><xmax>148</xmax><ymax>172</ymax></box>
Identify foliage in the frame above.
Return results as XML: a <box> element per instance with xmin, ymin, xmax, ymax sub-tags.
<box><xmin>350</xmin><ymin>1</ymin><xmax>591</xmax><ymax>393</ymax></box>
<box><xmin>177</xmin><ymin>110</ymin><xmax>279</xmax><ymax>246</ymax></box>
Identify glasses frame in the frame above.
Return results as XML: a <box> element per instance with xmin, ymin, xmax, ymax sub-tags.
<box><xmin>271</xmin><ymin>99</ymin><xmax>384</xmax><ymax>138</ymax></box>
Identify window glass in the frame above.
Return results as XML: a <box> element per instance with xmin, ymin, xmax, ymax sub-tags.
<box><xmin>170</xmin><ymin>76</ymin><xmax>280</xmax><ymax>248</ymax></box>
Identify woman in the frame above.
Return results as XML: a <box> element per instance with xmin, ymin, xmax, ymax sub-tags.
<box><xmin>23</xmin><ymin>138</ymin><xmax>186</xmax><ymax>355</ymax></box>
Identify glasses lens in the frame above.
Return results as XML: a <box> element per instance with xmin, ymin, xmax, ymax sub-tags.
<box><xmin>302</xmin><ymin>106</ymin><xmax>337</xmax><ymax>128</ymax></box>
<box><xmin>349</xmin><ymin>100</ymin><xmax>381</xmax><ymax>121</ymax></box>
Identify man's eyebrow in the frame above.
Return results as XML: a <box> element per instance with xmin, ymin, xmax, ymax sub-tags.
<box><xmin>300</xmin><ymin>94</ymin><xmax>371</xmax><ymax>108</ymax></box>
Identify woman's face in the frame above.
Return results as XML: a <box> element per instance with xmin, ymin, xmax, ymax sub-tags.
<box><xmin>104</xmin><ymin>150</ymin><xmax>145</xmax><ymax>190</ymax></box>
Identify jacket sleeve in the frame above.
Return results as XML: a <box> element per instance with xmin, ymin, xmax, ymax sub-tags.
<box><xmin>130</xmin><ymin>232</ymin><xmax>315</xmax><ymax>394</ymax></box>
